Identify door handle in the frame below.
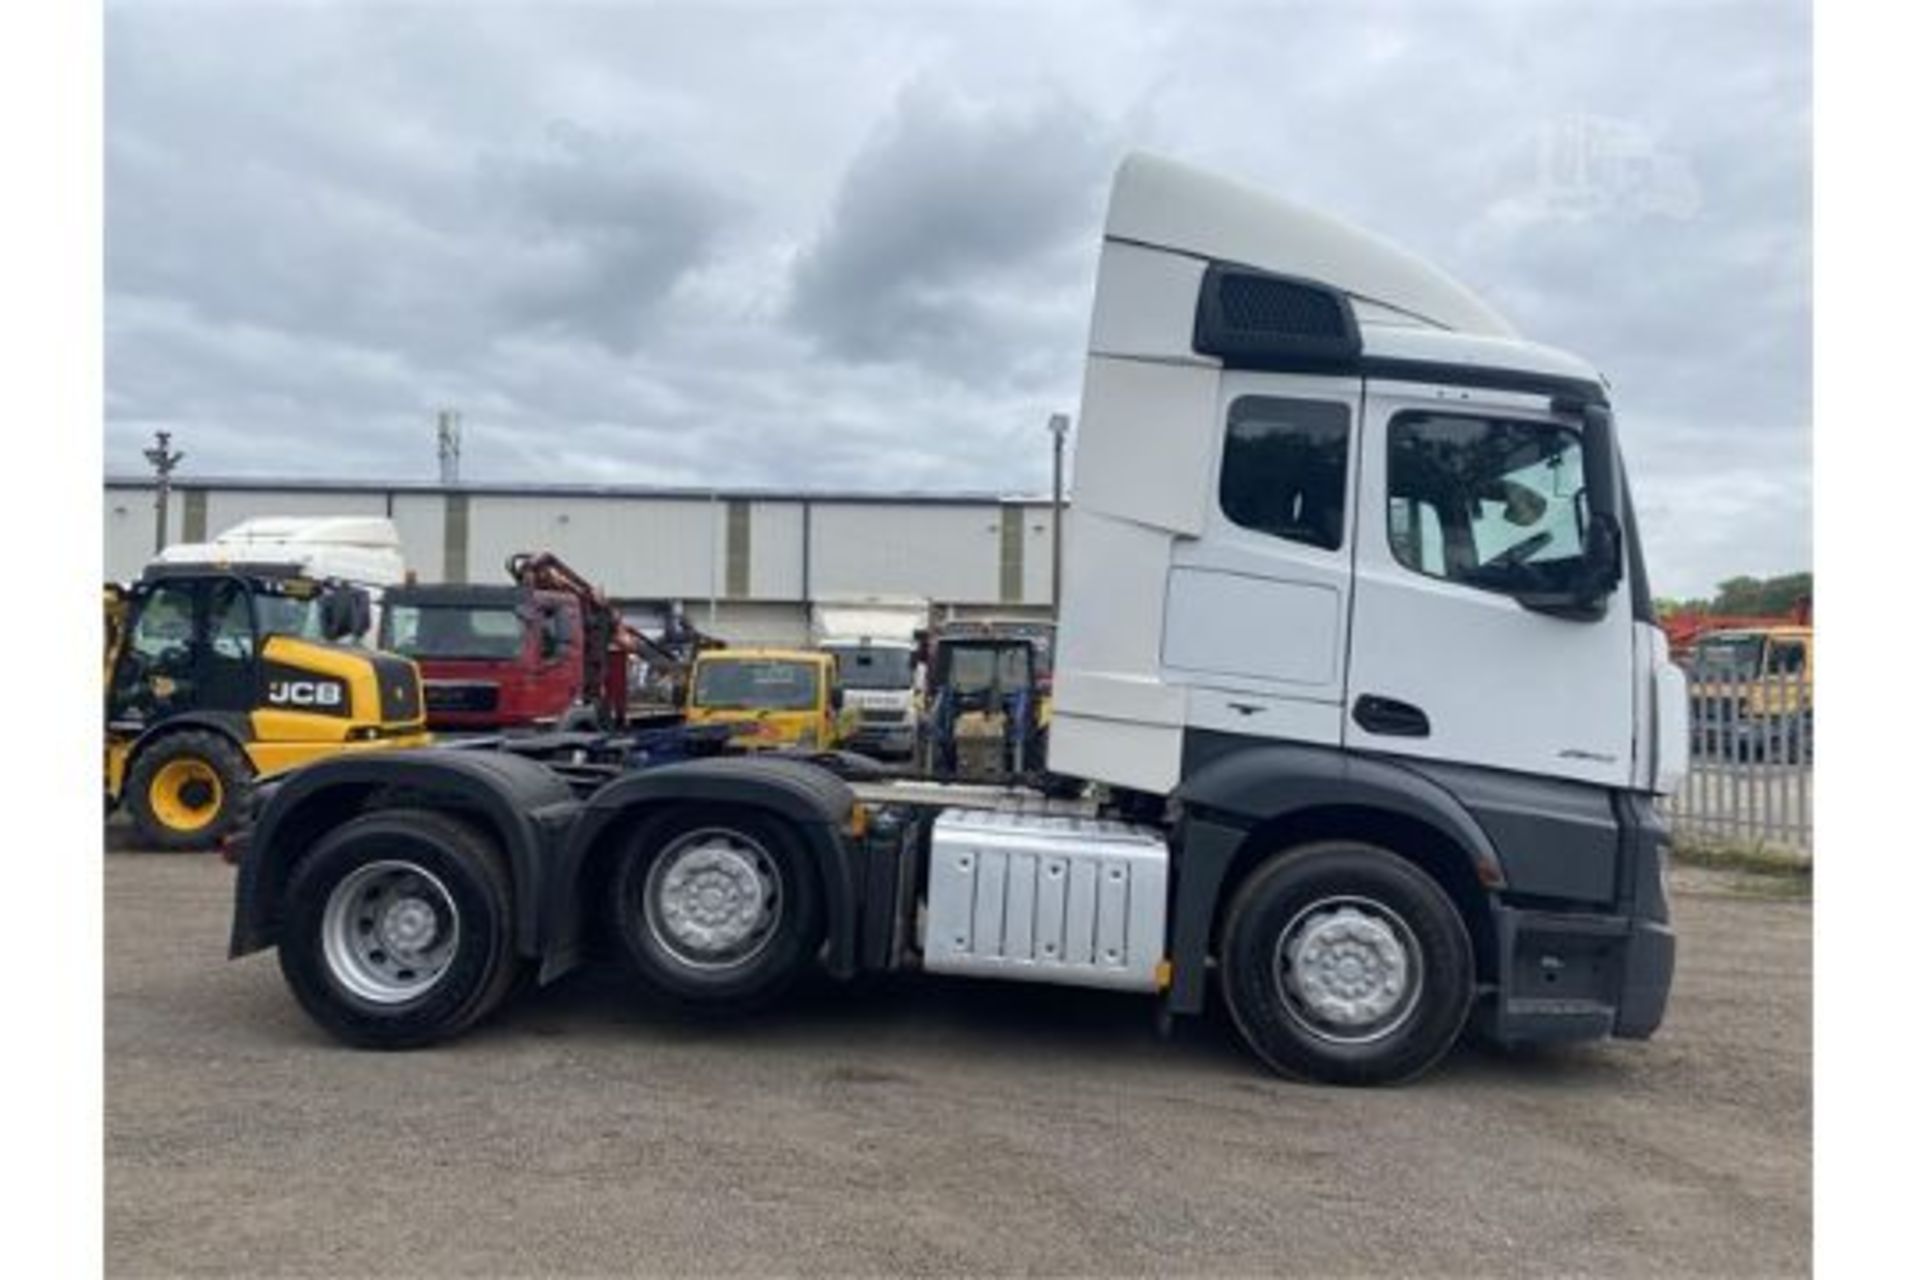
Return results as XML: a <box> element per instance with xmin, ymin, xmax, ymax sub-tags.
<box><xmin>1353</xmin><ymin>695</ymin><xmax>1430</xmax><ymax>738</ymax></box>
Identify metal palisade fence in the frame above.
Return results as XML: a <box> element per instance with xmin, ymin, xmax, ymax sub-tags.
<box><xmin>1661</xmin><ymin>662</ymin><xmax>1813</xmax><ymax>859</ymax></box>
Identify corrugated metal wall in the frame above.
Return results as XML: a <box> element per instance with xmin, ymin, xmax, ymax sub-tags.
<box><xmin>460</xmin><ymin>494</ymin><xmax>720</xmax><ymax>597</ymax></box>
<box><xmin>104</xmin><ymin>488</ymin><xmax>170</xmax><ymax>578</ymax></box>
<box><xmin>749</xmin><ymin>501</ymin><xmax>806</xmax><ymax>600</ymax></box>
<box><xmin>201</xmin><ymin>488</ymin><xmax>388</xmax><ymax>536</ymax></box>
<box><xmin>387</xmin><ymin>493</ymin><xmax>446</xmax><ymax>584</ymax></box>
<box><xmin>809</xmin><ymin>503</ymin><xmax>1006</xmax><ymax>601</ymax></box>
<box><xmin>103</xmin><ymin>483</ymin><xmax>1058</xmax><ymax>624</ymax></box>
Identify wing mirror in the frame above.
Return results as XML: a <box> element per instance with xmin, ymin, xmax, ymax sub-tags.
<box><xmin>319</xmin><ymin>585</ymin><xmax>371</xmax><ymax>641</ymax></box>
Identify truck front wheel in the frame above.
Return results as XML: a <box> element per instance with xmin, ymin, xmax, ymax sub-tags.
<box><xmin>606</xmin><ymin>806</ymin><xmax>823</xmax><ymax>1011</ymax></box>
<box><xmin>277</xmin><ymin>810</ymin><xmax>523</xmax><ymax>1049</ymax></box>
<box><xmin>1220</xmin><ymin>841</ymin><xmax>1474</xmax><ymax>1086</ymax></box>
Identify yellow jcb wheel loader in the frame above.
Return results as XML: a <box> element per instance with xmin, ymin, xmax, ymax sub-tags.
<box><xmin>105</xmin><ymin>566</ymin><xmax>430</xmax><ymax>850</ymax></box>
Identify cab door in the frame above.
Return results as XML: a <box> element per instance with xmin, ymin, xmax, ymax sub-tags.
<box><xmin>107</xmin><ymin>579</ymin><xmax>203</xmax><ymax>727</ymax></box>
<box><xmin>1344</xmin><ymin>382</ymin><xmax>1634</xmax><ymax>786</ymax></box>
<box><xmin>199</xmin><ymin>577</ymin><xmax>261</xmax><ymax>715</ymax></box>
<box><xmin>1159</xmin><ymin>372</ymin><xmax>1363</xmax><ymax>748</ymax></box>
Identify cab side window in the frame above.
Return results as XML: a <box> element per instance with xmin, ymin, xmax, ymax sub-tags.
<box><xmin>1387</xmin><ymin>412</ymin><xmax>1588</xmax><ymax>597</ymax></box>
<box><xmin>1218</xmin><ymin>397</ymin><xmax>1351</xmax><ymax>551</ymax></box>
<box><xmin>116</xmin><ymin>582</ymin><xmax>198</xmax><ymax>720</ymax></box>
<box><xmin>129</xmin><ymin>584</ymin><xmax>196</xmax><ymax>668</ymax></box>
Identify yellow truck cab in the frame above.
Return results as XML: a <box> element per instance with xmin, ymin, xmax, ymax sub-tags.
<box><xmin>1690</xmin><ymin>625</ymin><xmax>1813</xmax><ymax>760</ymax></box>
<box><xmin>686</xmin><ymin>648</ymin><xmax>855</xmax><ymax>751</ymax></box>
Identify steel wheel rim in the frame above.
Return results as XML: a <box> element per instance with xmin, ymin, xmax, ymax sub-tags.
<box><xmin>321</xmin><ymin>860</ymin><xmax>461</xmax><ymax>1005</ymax></box>
<box><xmin>1273</xmin><ymin>894</ymin><xmax>1425</xmax><ymax>1046</ymax></box>
<box><xmin>150</xmin><ymin>758</ymin><xmax>223</xmax><ymax>831</ymax></box>
<box><xmin>641</xmin><ymin>827</ymin><xmax>783</xmax><ymax>971</ymax></box>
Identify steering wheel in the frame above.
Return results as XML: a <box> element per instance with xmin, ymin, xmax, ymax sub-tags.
<box><xmin>1482</xmin><ymin>531</ymin><xmax>1554</xmax><ymax>572</ymax></box>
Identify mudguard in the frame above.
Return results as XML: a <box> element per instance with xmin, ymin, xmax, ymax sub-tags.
<box><xmin>228</xmin><ymin>748</ymin><xmax>579</xmax><ymax>961</ymax></box>
<box><xmin>112</xmin><ymin>710</ymin><xmax>254</xmax><ymax>798</ymax></box>
<box><xmin>547</xmin><ymin>755</ymin><xmax>860</xmax><ymax>982</ymax></box>
<box><xmin>126</xmin><ymin>710</ymin><xmax>255</xmax><ymax>756</ymax></box>
<box><xmin>1166</xmin><ymin>739</ymin><xmax>1505</xmax><ymax>1014</ymax></box>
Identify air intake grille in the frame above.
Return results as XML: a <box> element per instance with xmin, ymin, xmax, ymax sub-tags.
<box><xmin>1216</xmin><ymin>273</ymin><xmax>1349</xmax><ymax>338</ymax></box>
<box><xmin>1193</xmin><ymin>262</ymin><xmax>1362</xmax><ymax>371</ymax></box>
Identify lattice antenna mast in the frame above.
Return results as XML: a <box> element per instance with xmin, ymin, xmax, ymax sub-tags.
<box><xmin>142</xmin><ymin>429</ymin><xmax>185</xmax><ymax>553</ymax></box>
<box><xmin>437</xmin><ymin>410</ymin><xmax>462</xmax><ymax>485</ymax></box>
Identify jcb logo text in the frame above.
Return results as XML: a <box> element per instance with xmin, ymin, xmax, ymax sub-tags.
<box><xmin>267</xmin><ymin>680</ymin><xmax>344</xmax><ymax>708</ymax></box>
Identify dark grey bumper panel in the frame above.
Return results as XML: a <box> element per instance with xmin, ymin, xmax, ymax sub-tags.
<box><xmin>1485</xmin><ymin>905</ymin><xmax>1674</xmax><ymax>1043</ymax></box>
<box><xmin>1614</xmin><ymin>917</ymin><xmax>1677</xmax><ymax>1039</ymax></box>
<box><xmin>1482</xmin><ymin>792</ymin><xmax>1675</xmax><ymax>1044</ymax></box>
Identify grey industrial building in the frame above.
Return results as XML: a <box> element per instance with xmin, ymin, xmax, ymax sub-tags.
<box><xmin>104</xmin><ymin>477</ymin><xmax>1061</xmax><ymax>645</ymax></box>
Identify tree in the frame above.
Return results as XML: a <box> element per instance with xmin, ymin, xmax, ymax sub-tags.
<box><xmin>1711</xmin><ymin>572</ymin><xmax>1811</xmax><ymax>617</ymax></box>
<box><xmin>1655</xmin><ymin>573</ymin><xmax>1810</xmax><ymax>620</ymax></box>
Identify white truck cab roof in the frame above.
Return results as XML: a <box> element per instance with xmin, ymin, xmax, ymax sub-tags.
<box><xmin>1093</xmin><ymin>152</ymin><xmax>1604</xmax><ymax>393</ymax></box>
<box><xmin>153</xmin><ymin>515</ymin><xmax>407</xmax><ymax>589</ymax></box>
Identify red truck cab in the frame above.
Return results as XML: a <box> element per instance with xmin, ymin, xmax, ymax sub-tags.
<box><xmin>380</xmin><ymin>584</ymin><xmax>620</xmax><ymax>731</ymax></box>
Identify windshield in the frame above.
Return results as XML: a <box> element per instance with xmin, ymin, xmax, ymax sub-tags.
<box><xmin>1693</xmin><ymin>635</ymin><xmax>1765</xmax><ymax>678</ymax></box>
<box><xmin>252</xmin><ymin>592</ymin><xmax>327</xmax><ymax>641</ymax></box>
<box><xmin>825</xmin><ymin>646</ymin><xmax>913</xmax><ymax>690</ymax></box>
<box><xmin>694</xmin><ymin>659</ymin><xmax>820</xmax><ymax>711</ymax></box>
<box><xmin>383</xmin><ymin>604</ymin><xmax>526</xmax><ymax>660</ymax></box>
<box><xmin>945</xmin><ymin>645</ymin><xmax>1031</xmax><ymax>694</ymax></box>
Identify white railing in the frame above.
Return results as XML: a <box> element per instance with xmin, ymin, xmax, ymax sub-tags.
<box><xmin>1661</xmin><ymin>664</ymin><xmax>1813</xmax><ymax>858</ymax></box>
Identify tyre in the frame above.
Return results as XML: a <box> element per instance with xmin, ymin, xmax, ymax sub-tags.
<box><xmin>124</xmin><ymin>730</ymin><xmax>253</xmax><ymax>851</ymax></box>
<box><xmin>605</xmin><ymin>805</ymin><xmax>823</xmax><ymax>1012</ymax></box>
<box><xmin>276</xmin><ymin>809</ymin><xmax>523</xmax><ymax>1049</ymax></box>
<box><xmin>1220</xmin><ymin>841</ymin><xmax>1474</xmax><ymax>1087</ymax></box>
<box><xmin>556</xmin><ymin>704</ymin><xmax>603</xmax><ymax>734</ymax></box>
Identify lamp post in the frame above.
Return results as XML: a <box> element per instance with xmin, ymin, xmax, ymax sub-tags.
<box><xmin>142</xmin><ymin>430</ymin><xmax>185</xmax><ymax>554</ymax></box>
<box><xmin>1047</xmin><ymin>412</ymin><xmax>1070</xmax><ymax>618</ymax></box>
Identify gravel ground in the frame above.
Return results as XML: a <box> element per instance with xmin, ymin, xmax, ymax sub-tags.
<box><xmin>106</xmin><ymin>851</ymin><xmax>1810</xmax><ymax>1277</ymax></box>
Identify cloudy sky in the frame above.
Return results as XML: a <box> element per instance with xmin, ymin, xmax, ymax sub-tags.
<box><xmin>105</xmin><ymin>0</ymin><xmax>1809</xmax><ymax>598</ymax></box>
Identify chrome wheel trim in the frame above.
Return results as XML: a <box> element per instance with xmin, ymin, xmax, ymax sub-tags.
<box><xmin>1273</xmin><ymin>894</ymin><xmax>1424</xmax><ymax>1046</ymax></box>
<box><xmin>641</xmin><ymin>827</ymin><xmax>783</xmax><ymax>971</ymax></box>
<box><xmin>320</xmin><ymin>860</ymin><xmax>461</xmax><ymax>1006</ymax></box>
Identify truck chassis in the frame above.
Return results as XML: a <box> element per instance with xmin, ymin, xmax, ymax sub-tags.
<box><xmin>229</xmin><ymin>740</ymin><xmax>1672</xmax><ymax>1086</ymax></box>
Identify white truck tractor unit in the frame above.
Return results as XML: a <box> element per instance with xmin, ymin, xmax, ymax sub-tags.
<box><xmin>811</xmin><ymin>596</ymin><xmax>930</xmax><ymax>758</ymax></box>
<box><xmin>153</xmin><ymin>515</ymin><xmax>408</xmax><ymax>639</ymax></box>
<box><xmin>229</xmin><ymin>155</ymin><xmax>1686</xmax><ymax>1086</ymax></box>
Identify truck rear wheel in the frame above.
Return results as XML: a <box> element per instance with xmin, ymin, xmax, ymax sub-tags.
<box><xmin>606</xmin><ymin>806</ymin><xmax>823</xmax><ymax>1012</ymax></box>
<box><xmin>124</xmin><ymin>730</ymin><xmax>252</xmax><ymax>851</ymax></box>
<box><xmin>1220</xmin><ymin>841</ymin><xmax>1474</xmax><ymax>1087</ymax></box>
<box><xmin>277</xmin><ymin>810</ymin><xmax>523</xmax><ymax>1049</ymax></box>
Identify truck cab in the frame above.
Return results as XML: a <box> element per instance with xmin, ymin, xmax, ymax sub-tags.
<box><xmin>380</xmin><ymin>584</ymin><xmax>591</xmax><ymax>731</ymax></box>
<box><xmin>1689</xmin><ymin>625</ymin><xmax>1813</xmax><ymax>760</ymax></box>
<box><xmin>686</xmin><ymin>648</ymin><xmax>853</xmax><ymax>751</ymax></box>
<box><xmin>151</xmin><ymin>515</ymin><xmax>407</xmax><ymax>638</ymax></box>
<box><xmin>812</xmin><ymin>596</ymin><xmax>930</xmax><ymax>758</ymax></box>
<box><xmin>818</xmin><ymin>640</ymin><xmax>917</xmax><ymax>756</ymax></box>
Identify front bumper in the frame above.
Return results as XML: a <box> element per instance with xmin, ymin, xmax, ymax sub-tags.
<box><xmin>1483</xmin><ymin>906</ymin><xmax>1675</xmax><ymax>1043</ymax></box>
<box><xmin>848</xmin><ymin>725</ymin><xmax>916</xmax><ymax>756</ymax></box>
<box><xmin>1480</xmin><ymin>791</ymin><xmax>1676</xmax><ymax>1045</ymax></box>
